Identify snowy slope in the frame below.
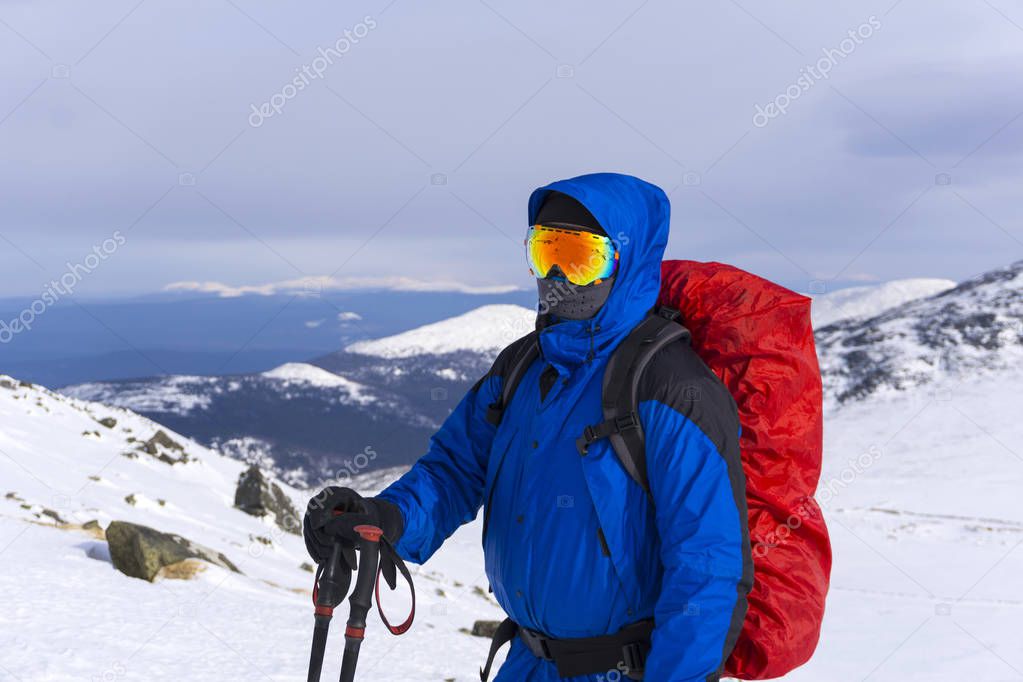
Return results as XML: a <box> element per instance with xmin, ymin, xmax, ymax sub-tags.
<box><xmin>785</xmin><ymin>366</ymin><xmax>1023</xmax><ymax>681</ymax></box>
<box><xmin>808</xmin><ymin>278</ymin><xmax>955</xmax><ymax>328</ymax></box>
<box><xmin>7</xmin><ymin>358</ymin><xmax>1023</xmax><ymax>679</ymax></box>
<box><xmin>0</xmin><ymin>376</ymin><xmax>504</xmax><ymax>681</ymax></box>
<box><xmin>817</xmin><ymin>261</ymin><xmax>1023</xmax><ymax>403</ymax></box>
<box><xmin>345</xmin><ymin>304</ymin><xmax>535</xmax><ymax>358</ymax></box>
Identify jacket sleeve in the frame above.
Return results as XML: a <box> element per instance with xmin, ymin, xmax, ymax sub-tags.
<box><xmin>639</xmin><ymin>374</ymin><xmax>753</xmax><ymax>682</ymax></box>
<box><xmin>376</xmin><ymin>371</ymin><xmax>502</xmax><ymax>564</ymax></box>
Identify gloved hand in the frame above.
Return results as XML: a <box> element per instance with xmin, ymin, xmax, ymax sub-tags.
<box><xmin>303</xmin><ymin>486</ymin><xmax>404</xmax><ymax>564</ymax></box>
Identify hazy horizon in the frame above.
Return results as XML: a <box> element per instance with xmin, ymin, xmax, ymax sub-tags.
<box><xmin>2</xmin><ymin>2</ymin><xmax>1021</xmax><ymax>299</ymax></box>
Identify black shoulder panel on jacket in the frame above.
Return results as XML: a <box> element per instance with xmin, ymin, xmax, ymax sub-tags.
<box><xmin>636</xmin><ymin>338</ymin><xmax>740</xmax><ymax>455</ymax></box>
<box><xmin>470</xmin><ymin>332</ymin><xmax>538</xmax><ymax>393</ymax></box>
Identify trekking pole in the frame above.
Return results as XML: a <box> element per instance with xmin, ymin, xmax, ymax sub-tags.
<box><xmin>338</xmin><ymin>525</ymin><xmax>383</xmax><ymax>682</ymax></box>
<box><xmin>307</xmin><ymin>541</ymin><xmax>353</xmax><ymax>682</ymax></box>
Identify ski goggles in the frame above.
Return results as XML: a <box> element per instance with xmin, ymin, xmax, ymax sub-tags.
<box><xmin>525</xmin><ymin>225</ymin><xmax>619</xmax><ymax>286</ymax></box>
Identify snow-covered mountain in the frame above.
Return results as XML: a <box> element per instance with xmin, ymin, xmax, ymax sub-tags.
<box><xmin>63</xmin><ymin>305</ymin><xmax>537</xmax><ymax>483</ymax></box>
<box><xmin>817</xmin><ymin>261</ymin><xmax>1023</xmax><ymax>404</ymax></box>
<box><xmin>808</xmin><ymin>278</ymin><xmax>955</xmax><ymax>328</ymax></box>
<box><xmin>346</xmin><ymin>304</ymin><xmax>535</xmax><ymax>359</ymax></box>
<box><xmin>0</xmin><ymin>376</ymin><xmax>503</xmax><ymax>680</ymax></box>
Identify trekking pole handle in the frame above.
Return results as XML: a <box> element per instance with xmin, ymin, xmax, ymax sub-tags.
<box><xmin>308</xmin><ymin>541</ymin><xmax>349</xmax><ymax>682</ymax></box>
<box><xmin>339</xmin><ymin>525</ymin><xmax>383</xmax><ymax>682</ymax></box>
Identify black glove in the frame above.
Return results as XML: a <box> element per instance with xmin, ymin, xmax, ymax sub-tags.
<box><xmin>303</xmin><ymin>486</ymin><xmax>404</xmax><ymax>564</ymax></box>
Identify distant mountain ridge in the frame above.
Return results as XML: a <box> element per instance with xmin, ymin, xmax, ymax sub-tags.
<box><xmin>62</xmin><ymin>270</ymin><xmax>1014</xmax><ymax>479</ymax></box>
<box><xmin>0</xmin><ymin>288</ymin><xmax>535</xmax><ymax>387</ymax></box>
<box><xmin>808</xmin><ymin>278</ymin><xmax>955</xmax><ymax>328</ymax></box>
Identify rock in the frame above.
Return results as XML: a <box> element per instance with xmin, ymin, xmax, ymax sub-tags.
<box><xmin>145</xmin><ymin>430</ymin><xmax>183</xmax><ymax>452</ymax></box>
<box><xmin>0</xmin><ymin>379</ymin><xmax>15</xmax><ymax>390</ymax></box>
<box><xmin>125</xmin><ymin>493</ymin><xmax>137</xmax><ymax>506</ymax></box>
<box><xmin>233</xmin><ymin>465</ymin><xmax>300</xmax><ymax>535</ymax></box>
<box><xmin>300</xmin><ymin>562</ymin><xmax>315</xmax><ymax>573</ymax></box>
<box><xmin>97</xmin><ymin>417</ymin><xmax>117</xmax><ymax>429</ymax></box>
<box><xmin>140</xmin><ymin>430</ymin><xmax>188</xmax><ymax>464</ymax></box>
<box><xmin>471</xmin><ymin>620</ymin><xmax>502</xmax><ymax>638</ymax></box>
<box><xmin>18</xmin><ymin>380</ymin><xmax>32</xmax><ymax>388</ymax></box>
<box><xmin>41</xmin><ymin>508</ymin><xmax>66</xmax><ymax>524</ymax></box>
<box><xmin>105</xmin><ymin>521</ymin><xmax>240</xmax><ymax>582</ymax></box>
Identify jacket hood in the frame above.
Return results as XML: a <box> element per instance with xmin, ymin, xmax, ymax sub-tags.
<box><xmin>527</xmin><ymin>172</ymin><xmax>670</xmax><ymax>371</ymax></box>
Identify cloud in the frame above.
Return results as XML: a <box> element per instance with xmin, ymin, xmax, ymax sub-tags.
<box><xmin>337</xmin><ymin>311</ymin><xmax>362</xmax><ymax>322</ymax></box>
<box><xmin>162</xmin><ymin>275</ymin><xmax>522</xmax><ymax>298</ymax></box>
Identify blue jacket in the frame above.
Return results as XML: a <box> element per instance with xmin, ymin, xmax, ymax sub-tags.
<box><xmin>379</xmin><ymin>173</ymin><xmax>751</xmax><ymax>681</ymax></box>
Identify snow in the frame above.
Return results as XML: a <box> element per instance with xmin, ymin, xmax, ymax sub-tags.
<box><xmin>261</xmin><ymin>363</ymin><xmax>375</xmax><ymax>405</ymax></box>
<box><xmin>809</xmin><ymin>278</ymin><xmax>955</xmax><ymax>328</ymax></box>
<box><xmin>346</xmin><ymin>304</ymin><xmax>536</xmax><ymax>359</ymax></box>
<box><xmin>0</xmin><ymin>376</ymin><xmax>504</xmax><ymax>681</ymax></box>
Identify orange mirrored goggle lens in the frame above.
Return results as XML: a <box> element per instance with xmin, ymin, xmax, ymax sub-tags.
<box><xmin>525</xmin><ymin>225</ymin><xmax>618</xmax><ymax>286</ymax></box>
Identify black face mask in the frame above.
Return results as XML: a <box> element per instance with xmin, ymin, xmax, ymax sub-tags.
<box><xmin>536</xmin><ymin>266</ymin><xmax>615</xmax><ymax>321</ymax></box>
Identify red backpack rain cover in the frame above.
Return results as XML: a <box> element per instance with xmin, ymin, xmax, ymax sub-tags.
<box><xmin>658</xmin><ymin>260</ymin><xmax>831</xmax><ymax>679</ymax></box>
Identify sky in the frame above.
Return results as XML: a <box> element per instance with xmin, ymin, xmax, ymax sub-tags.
<box><xmin>1</xmin><ymin>0</ymin><xmax>1021</xmax><ymax>298</ymax></box>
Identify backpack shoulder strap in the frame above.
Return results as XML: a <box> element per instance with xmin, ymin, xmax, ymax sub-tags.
<box><xmin>575</xmin><ymin>307</ymin><xmax>690</xmax><ymax>498</ymax></box>
<box><xmin>485</xmin><ymin>331</ymin><xmax>541</xmax><ymax>426</ymax></box>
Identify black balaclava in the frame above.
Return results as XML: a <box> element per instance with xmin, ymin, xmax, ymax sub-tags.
<box><xmin>533</xmin><ymin>191</ymin><xmax>615</xmax><ymax>321</ymax></box>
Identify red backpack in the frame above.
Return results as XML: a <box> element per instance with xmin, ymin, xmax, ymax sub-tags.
<box><xmin>658</xmin><ymin>260</ymin><xmax>831</xmax><ymax>678</ymax></box>
<box><xmin>492</xmin><ymin>260</ymin><xmax>831</xmax><ymax>677</ymax></box>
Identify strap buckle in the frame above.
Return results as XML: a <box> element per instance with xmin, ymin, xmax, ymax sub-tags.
<box><xmin>614</xmin><ymin>413</ymin><xmax>638</xmax><ymax>432</ymax></box>
<box><xmin>519</xmin><ymin>628</ymin><xmax>554</xmax><ymax>661</ymax></box>
<box><xmin>621</xmin><ymin>641</ymin><xmax>646</xmax><ymax>678</ymax></box>
<box><xmin>576</xmin><ymin>413</ymin><xmax>639</xmax><ymax>456</ymax></box>
<box><xmin>576</xmin><ymin>425</ymin><xmax>596</xmax><ymax>456</ymax></box>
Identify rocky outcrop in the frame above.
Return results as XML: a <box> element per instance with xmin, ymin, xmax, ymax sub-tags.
<box><xmin>139</xmin><ymin>429</ymin><xmax>189</xmax><ymax>464</ymax></box>
<box><xmin>233</xmin><ymin>465</ymin><xmax>300</xmax><ymax>535</ymax></box>
<box><xmin>106</xmin><ymin>520</ymin><xmax>239</xmax><ymax>582</ymax></box>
